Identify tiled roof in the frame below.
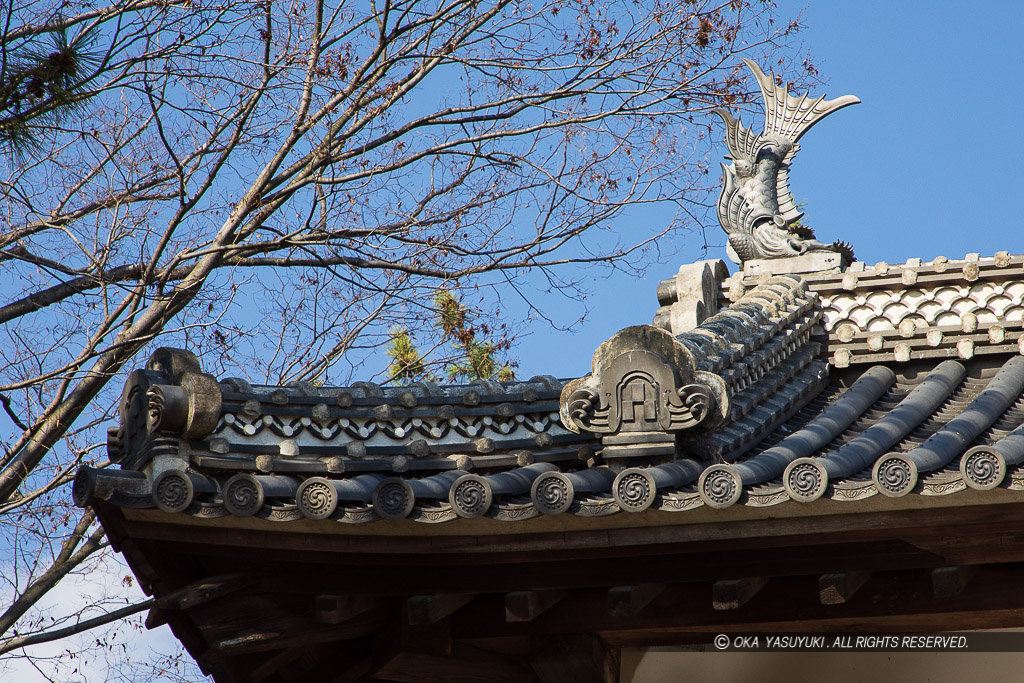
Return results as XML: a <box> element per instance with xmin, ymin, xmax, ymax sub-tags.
<box><xmin>726</xmin><ymin>251</ymin><xmax>1024</xmax><ymax>366</ymax></box>
<box><xmin>74</xmin><ymin>252</ymin><xmax>1024</xmax><ymax>526</ymax></box>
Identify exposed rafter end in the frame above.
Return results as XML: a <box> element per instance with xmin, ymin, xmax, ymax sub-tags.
<box><xmin>315</xmin><ymin>594</ymin><xmax>376</xmax><ymax>625</ymax></box>
<box><xmin>506</xmin><ymin>589</ymin><xmax>567</xmax><ymax>623</ymax></box>
<box><xmin>932</xmin><ymin>566</ymin><xmax>979</xmax><ymax>599</ymax></box>
<box><xmin>607</xmin><ymin>584</ymin><xmax>668</xmax><ymax>617</ymax></box>
<box><xmin>819</xmin><ymin>571</ymin><xmax>873</xmax><ymax>605</ymax></box>
<box><xmin>713</xmin><ymin>577</ymin><xmax>769</xmax><ymax>610</ymax></box>
<box><xmin>407</xmin><ymin>593</ymin><xmax>477</xmax><ymax>626</ymax></box>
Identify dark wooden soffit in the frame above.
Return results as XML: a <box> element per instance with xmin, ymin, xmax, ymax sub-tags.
<box><xmin>92</xmin><ymin>496</ymin><xmax>1024</xmax><ymax>683</ymax></box>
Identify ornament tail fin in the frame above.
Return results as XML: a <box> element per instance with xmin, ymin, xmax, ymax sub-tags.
<box><xmin>741</xmin><ymin>58</ymin><xmax>860</xmax><ymax>143</ymax></box>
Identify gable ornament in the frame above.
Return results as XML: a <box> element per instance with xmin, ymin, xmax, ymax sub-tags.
<box><xmin>715</xmin><ymin>59</ymin><xmax>859</xmax><ymax>264</ymax></box>
<box><xmin>560</xmin><ymin>326</ymin><xmax>727</xmax><ymax>461</ymax></box>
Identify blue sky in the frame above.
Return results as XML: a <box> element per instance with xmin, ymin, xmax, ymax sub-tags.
<box><xmin>511</xmin><ymin>0</ymin><xmax>1024</xmax><ymax>379</ymax></box>
<box><xmin>3</xmin><ymin>4</ymin><xmax>1021</xmax><ymax>678</ymax></box>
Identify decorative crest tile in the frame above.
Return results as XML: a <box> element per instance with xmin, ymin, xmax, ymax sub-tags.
<box><xmin>560</xmin><ymin>326</ymin><xmax>728</xmax><ymax>460</ymax></box>
<box><xmin>714</xmin><ymin>59</ymin><xmax>858</xmax><ymax>265</ymax></box>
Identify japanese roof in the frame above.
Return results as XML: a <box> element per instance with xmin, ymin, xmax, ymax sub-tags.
<box><xmin>75</xmin><ymin>251</ymin><xmax>1024</xmax><ymax>526</ymax></box>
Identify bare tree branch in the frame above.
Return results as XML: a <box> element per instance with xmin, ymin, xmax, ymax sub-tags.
<box><xmin>0</xmin><ymin>512</ymin><xmax>104</xmax><ymax>636</ymax></box>
<box><xmin>0</xmin><ymin>0</ymin><xmax>815</xmax><ymax>676</ymax></box>
<box><xmin>0</xmin><ymin>596</ymin><xmax>154</xmax><ymax>656</ymax></box>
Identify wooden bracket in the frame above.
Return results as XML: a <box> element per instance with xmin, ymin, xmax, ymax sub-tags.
<box><xmin>155</xmin><ymin>573</ymin><xmax>256</xmax><ymax>612</ymax></box>
<box><xmin>712</xmin><ymin>577</ymin><xmax>768</xmax><ymax>610</ymax></box>
<box><xmin>607</xmin><ymin>584</ymin><xmax>667</xmax><ymax>617</ymax></box>
<box><xmin>819</xmin><ymin>571</ymin><xmax>873</xmax><ymax>605</ymax></box>
<box><xmin>314</xmin><ymin>594</ymin><xmax>375</xmax><ymax>625</ymax></box>
<box><xmin>932</xmin><ymin>566</ymin><xmax>978</xmax><ymax>598</ymax></box>
<box><xmin>407</xmin><ymin>593</ymin><xmax>476</xmax><ymax>625</ymax></box>
<box><xmin>506</xmin><ymin>590</ymin><xmax>567</xmax><ymax>622</ymax></box>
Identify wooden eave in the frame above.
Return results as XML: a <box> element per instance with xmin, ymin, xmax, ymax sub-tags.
<box><xmin>93</xmin><ymin>489</ymin><xmax>1024</xmax><ymax>683</ymax></box>
<box><xmin>74</xmin><ymin>251</ymin><xmax>1024</xmax><ymax>682</ymax></box>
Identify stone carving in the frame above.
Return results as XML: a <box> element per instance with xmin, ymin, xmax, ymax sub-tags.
<box><xmin>873</xmin><ymin>454</ymin><xmax>917</xmax><ymax>497</ymax></box>
<box><xmin>409</xmin><ymin>503</ymin><xmax>457</xmax><ymax>524</ymax></box>
<box><xmin>450</xmin><ymin>476</ymin><xmax>491</xmax><ymax>518</ymax></box>
<box><xmin>372</xmin><ymin>478</ymin><xmax>414</xmax><ymax>520</ymax></box>
<box><xmin>960</xmin><ymin>446</ymin><xmax>1007</xmax><ymax>490</ymax></box>
<box><xmin>491</xmin><ymin>500</ymin><xmax>539</xmax><ymax>522</ymax></box>
<box><xmin>531</xmin><ymin>472</ymin><xmax>572</xmax><ymax>515</ymax></box>
<box><xmin>71</xmin><ymin>469</ymin><xmax>93</xmax><ymax>507</ymax></box>
<box><xmin>832</xmin><ymin>484</ymin><xmax>877</xmax><ymax>501</ymax></box>
<box><xmin>146</xmin><ymin>385</ymin><xmax>181</xmax><ymax>433</ymax></box>
<box><xmin>145</xmin><ymin>348</ymin><xmax>223</xmax><ymax>439</ymax></box>
<box><xmin>922</xmin><ymin>479</ymin><xmax>966</xmax><ymax>496</ymax></box>
<box><xmin>784</xmin><ymin>459</ymin><xmax>827</xmax><ymax>503</ymax></box>
<box><xmin>259</xmin><ymin>504</ymin><xmax>303</xmax><ymax>522</ymax></box>
<box><xmin>714</xmin><ymin>59</ymin><xmax>858</xmax><ymax>263</ymax></box>
<box><xmin>612</xmin><ymin>461</ymin><xmax>703</xmax><ymax>513</ymax></box>
<box><xmin>561</xmin><ymin>326</ymin><xmax>726</xmax><ymax>459</ymax></box>
<box><xmin>613</xmin><ymin>470</ymin><xmax>654</xmax><ymax>512</ymax></box>
<box><xmin>192</xmin><ymin>501</ymin><xmax>228</xmax><ymax>519</ymax></box>
<box><xmin>223</xmin><ymin>474</ymin><xmax>263</xmax><ymax>517</ymax></box>
<box><xmin>576</xmin><ymin>497</ymin><xmax>619</xmax><ymax>517</ymax></box>
<box><xmin>528</xmin><ymin>468</ymin><xmax>617</xmax><ymax>516</ymax></box>
<box><xmin>746</xmin><ymin>490</ymin><xmax>788</xmax><ymax>507</ymax></box>
<box><xmin>152</xmin><ymin>470</ymin><xmax>194</xmax><ymax>513</ymax></box>
<box><xmin>297</xmin><ymin>479</ymin><xmax>337</xmax><ymax>520</ymax></box>
<box><xmin>107</xmin><ymin>370</ymin><xmax>159</xmax><ymax>464</ymax></box>
<box><xmin>72</xmin><ymin>467</ymin><xmax>151</xmax><ymax>508</ymax></box>
<box><xmin>107</xmin><ymin>348</ymin><xmax>222</xmax><ymax>466</ymax></box>
<box><xmin>698</xmin><ymin>464</ymin><xmax>742</xmax><ymax>509</ymax></box>
<box><xmin>341</xmin><ymin>506</ymin><xmax>379</xmax><ymax>524</ymax></box>
<box><xmin>775</xmin><ymin>253</ymin><xmax>1024</xmax><ymax>366</ymax></box>
<box><xmin>79</xmin><ymin>277</ymin><xmax>1024</xmax><ymax>528</ymax></box>
<box><xmin>566</xmin><ymin>363</ymin><xmax>712</xmax><ymax>434</ymax></box>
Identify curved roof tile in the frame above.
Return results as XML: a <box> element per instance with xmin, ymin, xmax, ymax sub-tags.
<box><xmin>75</xmin><ymin>252</ymin><xmax>1024</xmax><ymax>525</ymax></box>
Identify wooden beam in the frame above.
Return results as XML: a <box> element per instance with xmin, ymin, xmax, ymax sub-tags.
<box><xmin>140</xmin><ymin>532</ymin><xmax>948</xmax><ymax>600</ymax></box>
<box><xmin>298</xmin><ymin>640</ymin><xmax>376</xmax><ymax>683</ymax></box>
<box><xmin>598</xmin><ymin>638</ymin><xmax>621</xmax><ymax>683</ymax></box>
<box><xmin>145</xmin><ymin>607</ymin><xmax>169</xmax><ymax>630</ymax></box>
<box><xmin>115</xmin><ymin>536</ymin><xmax>161</xmax><ymax>590</ymax></box>
<box><xmin>250</xmin><ymin>640</ymin><xmax>341</xmax><ymax>683</ymax></box>
<box><xmin>712</xmin><ymin>577</ymin><xmax>768</xmax><ymax>610</ymax></box>
<box><xmin>145</xmin><ymin>573</ymin><xmax>257</xmax><ymax>643</ymax></box>
<box><xmin>209</xmin><ymin>616</ymin><xmax>384</xmax><ymax>656</ymax></box>
<box><xmin>607</xmin><ymin>584</ymin><xmax>667</xmax><ymax>617</ymax></box>
<box><xmin>251</xmin><ymin>637</ymin><xmax>377</xmax><ymax>683</ymax></box>
<box><xmin>120</xmin><ymin>500</ymin><xmax>1024</xmax><ymax>561</ymax></box>
<box><xmin>408</xmin><ymin>593</ymin><xmax>476</xmax><ymax>625</ymax></box>
<box><xmin>314</xmin><ymin>594</ymin><xmax>375</xmax><ymax>625</ymax></box>
<box><xmin>819</xmin><ymin>571</ymin><xmax>873</xmax><ymax>605</ymax></box>
<box><xmin>156</xmin><ymin>573</ymin><xmax>255</xmax><ymax>611</ymax></box>
<box><xmin>506</xmin><ymin>590</ymin><xmax>567</xmax><ymax>623</ymax></box>
<box><xmin>446</xmin><ymin>564</ymin><xmax>1024</xmax><ymax>644</ymax></box>
<box><xmin>932</xmin><ymin>565</ymin><xmax>978</xmax><ymax>598</ymax></box>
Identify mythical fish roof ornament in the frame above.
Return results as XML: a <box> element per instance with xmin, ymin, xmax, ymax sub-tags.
<box><xmin>715</xmin><ymin>59</ymin><xmax>859</xmax><ymax>265</ymax></box>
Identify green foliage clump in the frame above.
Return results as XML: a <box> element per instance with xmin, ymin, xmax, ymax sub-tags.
<box><xmin>432</xmin><ymin>290</ymin><xmax>514</xmax><ymax>383</ymax></box>
<box><xmin>384</xmin><ymin>290</ymin><xmax>515</xmax><ymax>384</ymax></box>
<box><xmin>0</xmin><ymin>28</ymin><xmax>98</xmax><ymax>154</ymax></box>
<box><xmin>385</xmin><ymin>327</ymin><xmax>426</xmax><ymax>384</ymax></box>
